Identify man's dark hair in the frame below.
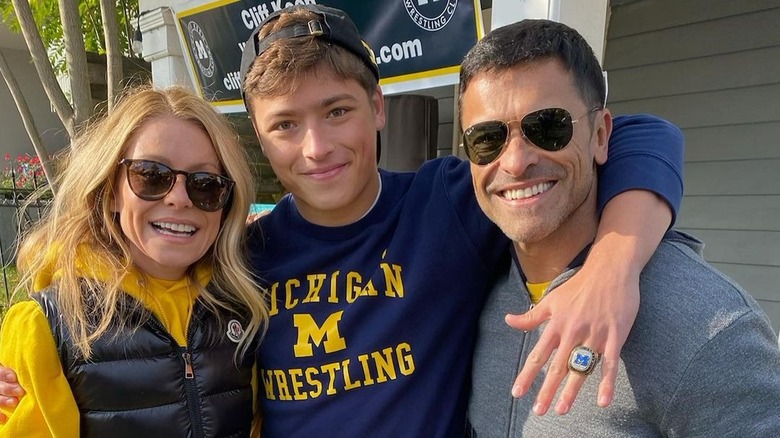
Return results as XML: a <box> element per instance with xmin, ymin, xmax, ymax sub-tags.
<box><xmin>459</xmin><ymin>19</ymin><xmax>606</xmax><ymax>118</ymax></box>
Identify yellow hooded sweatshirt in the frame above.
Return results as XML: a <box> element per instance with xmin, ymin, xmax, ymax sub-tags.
<box><xmin>0</xmin><ymin>248</ymin><xmax>207</xmax><ymax>437</ymax></box>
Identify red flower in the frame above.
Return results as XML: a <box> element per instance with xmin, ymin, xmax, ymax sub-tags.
<box><xmin>2</xmin><ymin>153</ymin><xmax>47</xmax><ymax>190</ymax></box>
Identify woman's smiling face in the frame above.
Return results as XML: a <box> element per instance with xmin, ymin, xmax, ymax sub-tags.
<box><xmin>112</xmin><ymin>115</ymin><xmax>225</xmax><ymax>279</ymax></box>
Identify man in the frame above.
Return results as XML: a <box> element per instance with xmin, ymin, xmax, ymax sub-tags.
<box><xmin>0</xmin><ymin>5</ymin><xmax>684</xmax><ymax>436</ymax></box>
<box><xmin>462</xmin><ymin>19</ymin><xmax>780</xmax><ymax>436</ymax></box>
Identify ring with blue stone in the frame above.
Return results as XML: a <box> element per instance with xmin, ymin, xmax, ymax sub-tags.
<box><xmin>567</xmin><ymin>345</ymin><xmax>600</xmax><ymax>375</ymax></box>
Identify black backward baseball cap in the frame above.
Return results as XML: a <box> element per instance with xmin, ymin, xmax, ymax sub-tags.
<box><xmin>239</xmin><ymin>4</ymin><xmax>380</xmax><ymax>100</ymax></box>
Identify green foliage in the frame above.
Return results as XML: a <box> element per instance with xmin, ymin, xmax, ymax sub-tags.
<box><xmin>0</xmin><ymin>0</ymin><xmax>139</xmax><ymax>74</ymax></box>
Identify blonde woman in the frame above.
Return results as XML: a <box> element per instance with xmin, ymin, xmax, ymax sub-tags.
<box><xmin>0</xmin><ymin>85</ymin><xmax>267</xmax><ymax>437</ymax></box>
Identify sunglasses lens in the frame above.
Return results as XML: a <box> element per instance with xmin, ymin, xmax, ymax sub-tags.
<box><xmin>186</xmin><ymin>173</ymin><xmax>232</xmax><ymax>212</ymax></box>
<box><xmin>463</xmin><ymin>121</ymin><xmax>509</xmax><ymax>165</ymax></box>
<box><xmin>126</xmin><ymin>160</ymin><xmax>174</xmax><ymax>200</ymax></box>
<box><xmin>122</xmin><ymin>159</ymin><xmax>232</xmax><ymax>212</ymax></box>
<box><xmin>521</xmin><ymin>108</ymin><xmax>574</xmax><ymax>151</ymax></box>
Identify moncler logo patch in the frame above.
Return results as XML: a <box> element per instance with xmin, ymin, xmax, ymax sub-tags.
<box><xmin>226</xmin><ymin>319</ymin><xmax>244</xmax><ymax>343</ymax></box>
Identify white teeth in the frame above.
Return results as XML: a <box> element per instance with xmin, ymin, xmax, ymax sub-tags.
<box><xmin>503</xmin><ymin>182</ymin><xmax>553</xmax><ymax>200</ymax></box>
<box><xmin>153</xmin><ymin>222</ymin><xmax>197</xmax><ymax>234</ymax></box>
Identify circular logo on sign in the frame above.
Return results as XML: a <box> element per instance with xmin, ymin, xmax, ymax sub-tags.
<box><xmin>187</xmin><ymin>21</ymin><xmax>215</xmax><ymax>78</ymax></box>
<box><xmin>405</xmin><ymin>0</ymin><xmax>458</xmax><ymax>32</ymax></box>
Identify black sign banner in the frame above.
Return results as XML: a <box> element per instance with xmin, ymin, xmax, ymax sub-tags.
<box><xmin>175</xmin><ymin>0</ymin><xmax>483</xmax><ymax>112</ymax></box>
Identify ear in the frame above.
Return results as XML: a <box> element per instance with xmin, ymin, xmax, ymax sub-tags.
<box><xmin>371</xmin><ymin>86</ymin><xmax>387</xmax><ymax>131</ymax></box>
<box><xmin>593</xmin><ymin>108</ymin><xmax>612</xmax><ymax>165</ymax></box>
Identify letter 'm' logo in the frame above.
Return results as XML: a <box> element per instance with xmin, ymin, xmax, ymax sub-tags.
<box><xmin>293</xmin><ymin>311</ymin><xmax>347</xmax><ymax>357</ymax></box>
<box><xmin>187</xmin><ymin>20</ymin><xmax>215</xmax><ymax>78</ymax></box>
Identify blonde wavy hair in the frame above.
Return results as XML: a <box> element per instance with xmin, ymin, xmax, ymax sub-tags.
<box><xmin>14</xmin><ymin>85</ymin><xmax>268</xmax><ymax>360</ymax></box>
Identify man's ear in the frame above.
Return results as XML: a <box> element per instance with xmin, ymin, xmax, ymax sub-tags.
<box><xmin>594</xmin><ymin>108</ymin><xmax>612</xmax><ymax>165</ymax></box>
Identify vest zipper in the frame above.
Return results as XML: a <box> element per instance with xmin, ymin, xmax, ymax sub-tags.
<box><xmin>183</xmin><ymin>301</ymin><xmax>206</xmax><ymax>438</ymax></box>
<box><xmin>180</xmin><ymin>346</ymin><xmax>204</xmax><ymax>437</ymax></box>
<box><xmin>145</xmin><ymin>299</ymin><xmax>207</xmax><ymax>437</ymax></box>
<box><xmin>182</xmin><ymin>352</ymin><xmax>194</xmax><ymax>379</ymax></box>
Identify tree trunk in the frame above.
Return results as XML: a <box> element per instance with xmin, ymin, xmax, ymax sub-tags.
<box><xmin>10</xmin><ymin>0</ymin><xmax>76</xmax><ymax>137</ymax></box>
<box><xmin>59</xmin><ymin>0</ymin><xmax>92</xmax><ymax>128</ymax></box>
<box><xmin>99</xmin><ymin>0</ymin><xmax>122</xmax><ymax>111</ymax></box>
<box><xmin>0</xmin><ymin>52</ymin><xmax>58</xmax><ymax>194</ymax></box>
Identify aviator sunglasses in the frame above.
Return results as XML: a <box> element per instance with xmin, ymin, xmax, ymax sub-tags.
<box><xmin>462</xmin><ymin>107</ymin><xmax>600</xmax><ymax>165</ymax></box>
<box><xmin>118</xmin><ymin>159</ymin><xmax>234</xmax><ymax>212</ymax></box>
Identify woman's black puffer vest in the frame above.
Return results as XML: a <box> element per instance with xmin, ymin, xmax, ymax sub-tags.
<box><xmin>33</xmin><ymin>287</ymin><xmax>256</xmax><ymax>438</ymax></box>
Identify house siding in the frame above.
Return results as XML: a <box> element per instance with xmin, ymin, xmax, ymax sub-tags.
<box><xmin>605</xmin><ymin>0</ymin><xmax>780</xmax><ymax>332</ymax></box>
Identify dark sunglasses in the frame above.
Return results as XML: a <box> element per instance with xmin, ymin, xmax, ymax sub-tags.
<box><xmin>462</xmin><ymin>107</ymin><xmax>599</xmax><ymax>165</ymax></box>
<box><xmin>118</xmin><ymin>159</ymin><xmax>234</xmax><ymax>212</ymax></box>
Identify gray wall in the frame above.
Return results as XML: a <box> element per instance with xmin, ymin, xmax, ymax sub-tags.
<box><xmin>605</xmin><ymin>0</ymin><xmax>780</xmax><ymax>332</ymax></box>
